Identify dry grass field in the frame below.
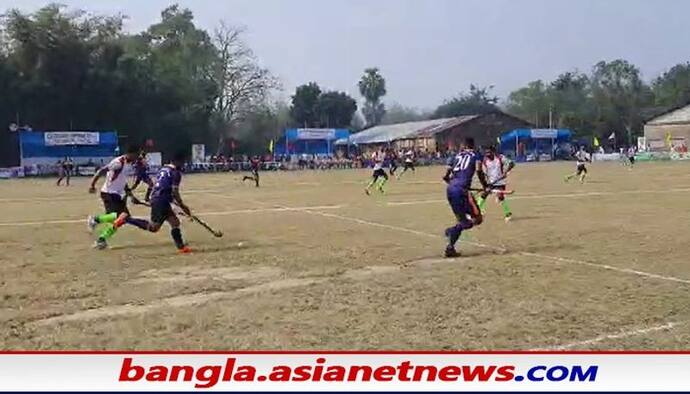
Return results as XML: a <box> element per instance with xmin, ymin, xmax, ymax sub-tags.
<box><xmin>3</xmin><ymin>161</ymin><xmax>690</xmax><ymax>350</ymax></box>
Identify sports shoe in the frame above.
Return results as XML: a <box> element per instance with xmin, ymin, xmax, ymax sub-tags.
<box><xmin>92</xmin><ymin>238</ymin><xmax>107</xmax><ymax>250</ymax></box>
<box><xmin>177</xmin><ymin>245</ymin><xmax>192</xmax><ymax>254</ymax></box>
<box><xmin>364</xmin><ymin>188</ymin><xmax>370</xmax><ymax>195</ymax></box>
<box><xmin>87</xmin><ymin>215</ymin><xmax>97</xmax><ymax>233</ymax></box>
<box><xmin>444</xmin><ymin>247</ymin><xmax>460</xmax><ymax>258</ymax></box>
<box><xmin>504</xmin><ymin>214</ymin><xmax>512</xmax><ymax>223</ymax></box>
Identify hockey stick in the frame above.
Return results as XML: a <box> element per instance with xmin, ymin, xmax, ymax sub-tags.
<box><xmin>172</xmin><ymin>204</ymin><xmax>223</xmax><ymax>238</ymax></box>
<box><xmin>185</xmin><ymin>213</ymin><xmax>224</xmax><ymax>238</ymax></box>
<box><xmin>470</xmin><ymin>187</ymin><xmax>515</xmax><ymax>195</ymax></box>
<box><xmin>130</xmin><ymin>194</ymin><xmax>222</xmax><ymax>238</ymax></box>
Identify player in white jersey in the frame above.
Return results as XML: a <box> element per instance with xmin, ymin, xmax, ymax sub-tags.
<box><xmin>477</xmin><ymin>146</ymin><xmax>515</xmax><ymax>221</ymax></box>
<box><xmin>365</xmin><ymin>148</ymin><xmax>389</xmax><ymax>195</ymax></box>
<box><xmin>397</xmin><ymin>149</ymin><xmax>416</xmax><ymax>179</ymax></box>
<box><xmin>565</xmin><ymin>146</ymin><xmax>591</xmax><ymax>184</ymax></box>
<box><xmin>86</xmin><ymin>145</ymin><xmax>146</xmax><ymax>249</ymax></box>
<box><xmin>627</xmin><ymin>146</ymin><xmax>636</xmax><ymax>168</ymax></box>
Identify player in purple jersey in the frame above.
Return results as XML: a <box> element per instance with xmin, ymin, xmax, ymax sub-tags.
<box><xmin>122</xmin><ymin>151</ymin><xmax>192</xmax><ymax>253</ymax></box>
<box><xmin>242</xmin><ymin>156</ymin><xmax>261</xmax><ymax>187</ymax></box>
<box><xmin>442</xmin><ymin>137</ymin><xmax>488</xmax><ymax>258</ymax></box>
<box><xmin>130</xmin><ymin>152</ymin><xmax>153</xmax><ymax>202</ymax></box>
<box><xmin>149</xmin><ymin>151</ymin><xmax>192</xmax><ymax>253</ymax></box>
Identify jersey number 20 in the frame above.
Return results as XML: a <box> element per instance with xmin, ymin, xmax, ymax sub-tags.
<box><xmin>454</xmin><ymin>155</ymin><xmax>472</xmax><ymax>172</ymax></box>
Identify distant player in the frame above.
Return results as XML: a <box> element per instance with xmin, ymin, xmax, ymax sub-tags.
<box><xmin>388</xmin><ymin>149</ymin><xmax>399</xmax><ymax>177</ymax></box>
<box><xmin>87</xmin><ymin>146</ymin><xmax>148</xmax><ymax>249</ymax></box>
<box><xmin>130</xmin><ymin>152</ymin><xmax>153</xmax><ymax>202</ymax></box>
<box><xmin>565</xmin><ymin>146</ymin><xmax>591</xmax><ymax>184</ymax></box>
<box><xmin>56</xmin><ymin>157</ymin><xmax>73</xmax><ymax>186</ymax></box>
<box><xmin>365</xmin><ymin>148</ymin><xmax>388</xmax><ymax>195</ymax></box>
<box><xmin>477</xmin><ymin>146</ymin><xmax>515</xmax><ymax>222</ymax></box>
<box><xmin>627</xmin><ymin>146</ymin><xmax>636</xmax><ymax>169</ymax></box>
<box><xmin>242</xmin><ymin>156</ymin><xmax>261</xmax><ymax>187</ymax></box>
<box><xmin>145</xmin><ymin>151</ymin><xmax>193</xmax><ymax>253</ymax></box>
<box><xmin>442</xmin><ymin>137</ymin><xmax>487</xmax><ymax>258</ymax></box>
<box><xmin>397</xmin><ymin>149</ymin><xmax>415</xmax><ymax>179</ymax></box>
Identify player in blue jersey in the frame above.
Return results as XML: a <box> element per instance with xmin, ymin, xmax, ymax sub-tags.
<box><xmin>147</xmin><ymin>151</ymin><xmax>192</xmax><ymax>253</ymax></box>
<box><xmin>129</xmin><ymin>151</ymin><xmax>154</xmax><ymax>202</ymax></box>
<box><xmin>120</xmin><ymin>151</ymin><xmax>193</xmax><ymax>253</ymax></box>
<box><xmin>442</xmin><ymin>137</ymin><xmax>488</xmax><ymax>258</ymax></box>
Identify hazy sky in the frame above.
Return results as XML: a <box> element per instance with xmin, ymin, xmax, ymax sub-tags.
<box><xmin>2</xmin><ymin>0</ymin><xmax>689</xmax><ymax>109</ymax></box>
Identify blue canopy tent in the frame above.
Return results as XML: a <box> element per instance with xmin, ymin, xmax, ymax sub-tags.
<box><xmin>499</xmin><ymin>129</ymin><xmax>572</xmax><ymax>162</ymax></box>
<box><xmin>19</xmin><ymin>130</ymin><xmax>119</xmax><ymax>166</ymax></box>
<box><xmin>274</xmin><ymin>128</ymin><xmax>350</xmax><ymax>156</ymax></box>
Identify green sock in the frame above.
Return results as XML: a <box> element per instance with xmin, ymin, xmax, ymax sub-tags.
<box><xmin>378</xmin><ymin>178</ymin><xmax>387</xmax><ymax>190</ymax></box>
<box><xmin>477</xmin><ymin>196</ymin><xmax>486</xmax><ymax>212</ymax></box>
<box><xmin>98</xmin><ymin>223</ymin><xmax>117</xmax><ymax>241</ymax></box>
<box><xmin>96</xmin><ymin>212</ymin><xmax>117</xmax><ymax>223</ymax></box>
<box><xmin>500</xmin><ymin>200</ymin><xmax>511</xmax><ymax>217</ymax></box>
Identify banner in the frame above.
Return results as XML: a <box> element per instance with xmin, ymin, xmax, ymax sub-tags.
<box><xmin>191</xmin><ymin>144</ymin><xmax>206</xmax><ymax>164</ymax></box>
<box><xmin>592</xmin><ymin>153</ymin><xmax>624</xmax><ymax>162</ymax></box>
<box><xmin>77</xmin><ymin>166</ymin><xmax>97</xmax><ymax>176</ymax></box>
<box><xmin>529</xmin><ymin>129</ymin><xmax>558</xmax><ymax>139</ymax></box>
<box><xmin>297</xmin><ymin>129</ymin><xmax>336</xmax><ymax>140</ymax></box>
<box><xmin>44</xmin><ymin>132</ymin><xmax>100</xmax><ymax>146</ymax></box>
<box><xmin>4</xmin><ymin>352</ymin><xmax>690</xmax><ymax>391</ymax></box>
<box><xmin>0</xmin><ymin>167</ymin><xmax>24</xmax><ymax>178</ymax></box>
<box><xmin>0</xmin><ymin>168</ymin><xmax>13</xmax><ymax>179</ymax></box>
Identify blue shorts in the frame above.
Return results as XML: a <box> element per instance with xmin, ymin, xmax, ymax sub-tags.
<box><xmin>150</xmin><ymin>199</ymin><xmax>174</xmax><ymax>225</ymax></box>
<box><xmin>446</xmin><ymin>184</ymin><xmax>479</xmax><ymax>220</ymax></box>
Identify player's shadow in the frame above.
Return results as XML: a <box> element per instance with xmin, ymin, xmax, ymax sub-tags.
<box><xmin>192</xmin><ymin>243</ymin><xmax>257</xmax><ymax>254</ymax></box>
<box><xmin>503</xmin><ymin>215</ymin><xmax>542</xmax><ymax>222</ymax></box>
<box><xmin>109</xmin><ymin>242</ymin><xmax>172</xmax><ymax>250</ymax></box>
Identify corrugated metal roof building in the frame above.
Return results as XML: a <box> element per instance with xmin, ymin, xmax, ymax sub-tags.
<box><xmin>644</xmin><ymin>103</ymin><xmax>690</xmax><ymax>150</ymax></box>
<box><xmin>336</xmin><ymin>111</ymin><xmax>532</xmax><ymax>152</ymax></box>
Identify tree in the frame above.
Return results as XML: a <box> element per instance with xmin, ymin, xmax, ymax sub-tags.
<box><xmin>290</xmin><ymin>82</ymin><xmax>322</xmax><ymax>127</ymax></box>
<box><xmin>433</xmin><ymin>84</ymin><xmax>498</xmax><ymax>118</ymax></box>
<box><xmin>315</xmin><ymin>91</ymin><xmax>357</xmax><ymax>128</ymax></box>
<box><xmin>549</xmin><ymin>71</ymin><xmax>594</xmax><ymax>134</ymax></box>
<box><xmin>505</xmin><ymin>80</ymin><xmax>550</xmax><ymax>126</ymax></box>
<box><xmin>381</xmin><ymin>103</ymin><xmax>427</xmax><ymax>124</ymax></box>
<box><xmin>233</xmin><ymin>101</ymin><xmax>289</xmax><ymax>154</ymax></box>
<box><xmin>208</xmin><ymin>22</ymin><xmax>279</xmax><ymax>152</ymax></box>
<box><xmin>358</xmin><ymin>67</ymin><xmax>387</xmax><ymax>126</ymax></box>
<box><xmin>590</xmin><ymin>59</ymin><xmax>653</xmax><ymax>145</ymax></box>
<box><xmin>652</xmin><ymin>63</ymin><xmax>690</xmax><ymax>108</ymax></box>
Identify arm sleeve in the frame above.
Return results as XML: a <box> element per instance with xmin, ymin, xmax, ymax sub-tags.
<box><xmin>107</xmin><ymin>159</ymin><xmax>122</xmax><ymax>171</ymax></box>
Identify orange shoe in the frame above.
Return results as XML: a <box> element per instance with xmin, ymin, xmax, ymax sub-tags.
<box><xmin>177</xmin><ymin>245</ymin><xmax>192</xmax><ymax>254</ymax></box>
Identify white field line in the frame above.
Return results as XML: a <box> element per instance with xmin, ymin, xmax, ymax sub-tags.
<box><xmin>292</xmin><ymin>208</ymin><xmax>690</xmax><ymax>350</ymax></box>
<box><xmin>0</xmin><ymin>188</ymin><xmax>226</xmax><ymax>204</ymax></box>
<box><xmin>386</xmin><ymin>187</ymin><xmax>690</xmax><ymax>206</ymax></box>
<box><xmin>31</xmin><ymin>256</ymin><xmax>460</xmax><ymax>326</ymax></box>
<box><xmin>0</xmin><ymin>205</ymin><xmax>344</xmax><ymax>227</ymax></box>
<box><xmin>292</xmin><ymin>209</ymin><xmax>690</xmax><ymax>286</ymax></box>
<box><xmin>536</xmin><ymin>321</ymin><xmax>683</xmax><ymax>350</ymax></box>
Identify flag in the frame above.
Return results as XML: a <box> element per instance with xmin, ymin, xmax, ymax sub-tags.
<box><xmin>268</xmin><ymin>139</ymin><xmax>274</xmax><ymax>153</ymax></box>
<box><xmin>593</xmin><ymin>136</ymin><xmax>600</xmax><ymax>147</ymax></box>
<box><xmin>608</xmin><ymin>132</ymin><xmax>615</xmax><ymax>140</ymax></box>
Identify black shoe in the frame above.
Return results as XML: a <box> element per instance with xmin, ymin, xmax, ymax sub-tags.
<box><xmin>444</xmin><ymin>247</ymin><xmax>460</xmax><ymax>258</ymax></box>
